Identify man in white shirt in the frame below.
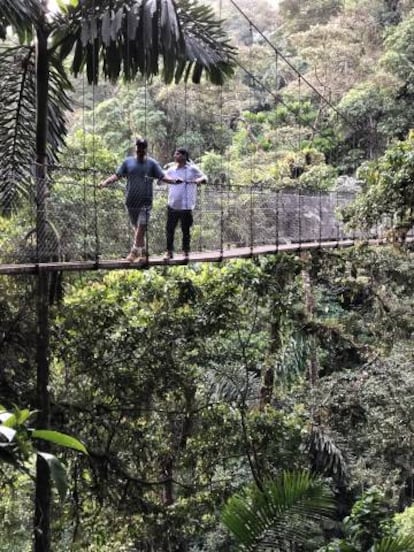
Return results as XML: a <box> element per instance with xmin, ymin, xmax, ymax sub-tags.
<box><xmin>164</xmin><ymin>147</ymin><xmax>207</xmax><ymax>260</ymax></box>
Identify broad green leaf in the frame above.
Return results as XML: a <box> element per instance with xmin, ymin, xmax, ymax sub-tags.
<box><xmin>32</xmin><ymin>430</ymin><xmax>88</xmax><ymax>454</ymax></box>
<box><xmin>38</xmin><ymin>452</ymin><xmax>68</xmax><ymax>501</ymax></box>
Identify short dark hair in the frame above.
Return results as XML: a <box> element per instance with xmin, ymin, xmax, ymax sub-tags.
<box><xmin>176</xmin><ymin>147</ymin><xmax>189</xmax><ymax>161</ymax></box>
<box><xmin>136</xmin><ymin>138</ymin><xmax>148</xmax><ymax>148</ymax></box>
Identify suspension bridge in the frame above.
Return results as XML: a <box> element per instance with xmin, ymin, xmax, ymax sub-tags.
<box><xmin>0</xmin><ymin>1</ymin><xmax>408</xmax><ymax>280</ymax></box>
<box><xmin>0</xmin><ymin>170</ymin><xmax>394</xmax><ymax>276</ymax></box>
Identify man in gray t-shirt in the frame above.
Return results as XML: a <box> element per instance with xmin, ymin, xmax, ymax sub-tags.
<box><xmin>99</xmin><ymin>138</ymin><xmax>177</xmax><ymax>262</ymax></box>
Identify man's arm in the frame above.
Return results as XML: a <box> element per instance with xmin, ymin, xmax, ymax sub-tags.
<box><xmin>193</xmin><ymin>166</ymin><xmax>207</xmax><ymax>184</ymax></box>
<box><xmin>99</xmin><ymin>174</ymin><xmax>119</xmax><ymax>188</ymax></box>
<box><xmin>158</xmin><ymin>166</ymin><xmax>183</xmax><ymax>184</ymax></box>
<box><xmin>161</xmin><ymin>174</ymin><xmax>183</xmax><ymax>184</ymax></box>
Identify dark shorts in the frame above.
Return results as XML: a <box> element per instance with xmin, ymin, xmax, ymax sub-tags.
<box><xmin>127</xmin><ymin>206</ymin><xmax>151</xmax><ymax>227</ymax></box>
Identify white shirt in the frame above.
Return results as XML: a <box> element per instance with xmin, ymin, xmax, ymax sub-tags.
<box><xmin>165</xmin><ymin>162</ymin><xmax>206</xmax><ymax>210</ymax></box>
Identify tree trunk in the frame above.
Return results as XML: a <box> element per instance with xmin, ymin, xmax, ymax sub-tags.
<box><xmin>34</xmin><ymin>21</ymin><xmax>52</xmax><ymax>552</ymax></box>
<box><xmin>301</xmin><ymin>253</ymin><xmax>319</xmax><ymax>386</ymax></box>
<box><xmin>259</xmin><ymin>318</ymin><xmax>280</xmax><ymax>408</ymax></box>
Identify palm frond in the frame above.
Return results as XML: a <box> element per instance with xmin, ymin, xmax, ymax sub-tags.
<box><xmin>0</xmin><ymin>44</ymin><xmax>36</xmax><ymax>213</ymax></box>
<box><xmin>175</xmin><ymin>0</ymin><xmax>236</xmax><ymax>84</ymax></box>
<box><xmin>306</xmin><ymin>425</ymin><xmax>348</xmax><ymax>485</ymax></box>
<box><xmin>222</xmin><ymin>470</ymin><xmax>335</xmax><ymax>551</ymax></box>
<box><xmin>0</xmin><ymin>0</ymin><xmax>40</xmax><ymax>40</ymax></box>
<box><xmin>0</xmin><ymin>43</ymin><xmax>71</xmax><ymax>214</ymax></box>
<box><xmin>276</xmin><ymin>333</ymin><xmax>308</xmax><ymax>386</ymax></box>
<box><xmin>371</xmin><ymin>536</ymin><xmax>414</xmax><ymax>552</ymax></box>
<box><xmin>52</xmin><ymin>0</ymin><xmax>236</xmax><ymax>85</ymax></box>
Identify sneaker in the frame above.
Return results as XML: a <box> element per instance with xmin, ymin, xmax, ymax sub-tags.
<box><xmin>126</xmin><ymin>248</ymin><xmax>142</xmax><ymax>262</ymax></box>
<box><xmin>183</xmin><ymin>251</ymin><xmax>189</xmax><ymax>260</ymax></box>
<box><xmin>163</xmin><ymin>251</ymin><xmax>173</xmax><ymax>261</ymax></box>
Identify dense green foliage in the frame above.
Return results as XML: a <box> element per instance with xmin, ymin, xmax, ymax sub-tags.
<box><xmin>1</xmin><ymin>0</ymin><xmax>414</xmax><ymax>550</ymax></box>
<box><xmin>342</xmin><ymin>131</ymin><xmax>414</xmax><ymax>236</ymax></box>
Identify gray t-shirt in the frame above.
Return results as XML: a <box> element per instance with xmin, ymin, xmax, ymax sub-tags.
<box><xmin>116</xmin><ymin>156</ymin><xmax>164</xmax><ymax>208</ymax></box>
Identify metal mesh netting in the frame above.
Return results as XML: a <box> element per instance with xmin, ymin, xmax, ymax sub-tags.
<box><xmin>0</xmin><ymin>173</ymin><xmax>396</xmax><ymax>265</ymax></box>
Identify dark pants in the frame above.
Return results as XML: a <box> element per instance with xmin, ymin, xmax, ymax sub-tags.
<box><xmin>166</xmin><ymin>207</ymin><xmax>193</xmax><ymax>253</ymax></box>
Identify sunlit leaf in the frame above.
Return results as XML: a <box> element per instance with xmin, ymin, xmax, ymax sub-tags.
<box><xmin>32</xmin><ymin>430</ymin><xmax>88</xmax><ymax>454</ymax></box>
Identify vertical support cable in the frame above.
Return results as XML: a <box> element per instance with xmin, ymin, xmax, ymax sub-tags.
<box><xmin>219</xmin><ymin>183</ymin><xmax>224</xmax><ymax>259</ymax></box>
<box><xmin>275</xmin><ymin>52</ymin><xmax>279</xmax><ymax>145</ymax></box>
<box><xmin>297</xmin><ymin>76</ymin><xmax>302</xmax><ymax>248</ymax></box>
<box><xmin>197</xmin><ymin>184</ymin><xmax>204</xmax><ymax>252</ymax></box>
<box><xmin>335</xmin><ymin>190</ymin><xmax>340</xmax><ymax>245</ymax></box>
<box><xmin>143</xmin><ymin>75</ymin><xmax>150</xmax><ymax>263</ymax></box>
<box><xmin>144</xmin><ymin>72</ymin><xmax>148</xmax><ymax>138</ymax></box>
<box><xmin>351</xmin><ymin>191</ymin><xmax>357</xmax><ymax>242</ymax></box>
<box><xmin>318</xmin><ymin>190</ymin><xmax>322</xmax><ymax>246</ymax></box>
<box><xmin>275</xmin><ymin>189</ymin><xmax>279</xmax><ymax>251</ymax></box>
<box><xmin>298</xmin><ymin>75</ymin><xmax>302</xmax><ymax>150</ymax></box>
<box><xmin>249</xmin><ymin>183</ymin><xmax>254</xmax><ymax>254</ymax></box>
<box><xmin>217</xmin><ymin>0</ymin><xmax>225</xmax><ymax>258</ymax></box>
<box><xmin>92</xmin><ymin>93</ymin><xmax>100</xmax><ymax>262</ymax></box>
<box><xmin>219</xmin><ymin>70</ymin><xmax>224</xmax><ymax>258</ymax></box>
<box><xmin>248</xmin><ymin>23</ymin><xmax>254</xmax><ymax>255</ymax></box>
<box><xmin>91</xmin><ymin>5</ymin><xmax>100</xmax><ymax>264</ymax></box>
<box><xmin>184</xmin><ymin>81</ymin><xmax>188</xmax><ymax>143</ymax></box>
<box><xmin>81</xmin><ymin>72</ymin><xmax>88</xmax><ymax>260</ymax></box>
<box><xmin>298</xmin><ymin>189</ymin><xmax>302</xmax><ymax>247</ymax></box>
<box><xmin>274</xmin><ymin>50</ymin><xmax>279</xmax><ymax>254</ymax></box>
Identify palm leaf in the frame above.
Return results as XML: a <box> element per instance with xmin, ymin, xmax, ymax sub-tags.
<box><xmin>222</xmin><ymin>470</ymin><xmax>335</xmax><ymax>551</ymax></box>
<box><xmin>0</xmin><ymin>43</ymin><xmax>36</xmax><ymax>213</ymax></box>
<box><xmin>306</xmin><ymin>425</ymin><xmax>348</xmax><ymax>485</ymax></box>
<box><xmin>0</xmin><ymin>0</ymin><xmax>40</xmax><ymax>40</ymax></box>
<box><xmin>177</xmin><ymin>0</ymin><xmax>236</xmax><ymax>84</ymax></box>
<box><xmin>371</xmin><ymin>536</ymin><xmax>414</xmax><ymax>552</ymax></box>
<box><xmin>0</xmin><ymin>43</ymin><xmax>71</xmax><ymax>213</ymax></box>
<box><xmin>52</xmin><ymin>0</ymin><xmax>236</xmax><ymax>85</ymax></box>
<box><xmin>276</xmin><ymin>332</ymin><xmax>308</xmax><ymax>385</ymax></box>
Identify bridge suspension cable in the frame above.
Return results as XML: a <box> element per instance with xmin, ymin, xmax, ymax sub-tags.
<box><xmin>227</xmin><ymin>0</ymin><xmax>357</xmax><ymax>130</ymax></box>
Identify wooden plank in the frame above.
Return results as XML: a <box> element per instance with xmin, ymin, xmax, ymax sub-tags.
<box><xmin>0</xmin><ymin>240</ymin><xmax>348</xmax><ymax>275</ymax></box>
<box><xmin>0</xmin><ymin>238</ymin><xmax>393</xmax><ymax>276</ymax></box>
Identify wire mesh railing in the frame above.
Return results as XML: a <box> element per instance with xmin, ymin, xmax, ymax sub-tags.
<box><xmin>0</xmin><ymin>171</ymin><xmax>395</xmax><ymax>267</ymax></box>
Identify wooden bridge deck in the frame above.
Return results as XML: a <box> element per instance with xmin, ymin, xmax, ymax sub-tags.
<box><xmin>0</xmin><ymin>238</ymin><xmax>384</xmax><ymax>275</ymax></box>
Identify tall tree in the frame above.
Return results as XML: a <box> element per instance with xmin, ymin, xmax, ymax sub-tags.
<box><xmin>0</xmin><ymin>1</ymin><xmax>235</xmax><ymax>550</ymax></box>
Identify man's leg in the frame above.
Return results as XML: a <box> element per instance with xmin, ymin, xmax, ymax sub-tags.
<box><xmin>166</xmin><ymin>207</ymin><xmax>179</xmax><ymax>257</ymax></box>
<box><xmin>127</xmin><ymin>207</ymin><xmax>150</xmax><ymax>262</ymax></box>
<box><xmin>134</xmin><ymin>224</ymin><xmax>146</xmax><ymax>249</ymax></box>
<box><xmin>181</xmin><ymin>210</ymin><xmax>193</xmax><ymax>255</ymax></box>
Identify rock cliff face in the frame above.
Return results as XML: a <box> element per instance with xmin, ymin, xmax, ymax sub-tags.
<box><xmin>335</xmin><ymin>176</ymin><xmax>362</xmax><ymax>194</ymax></box>
<box><xmin>195</xmin><ymin>186</ymin><xmax>360</xmax><ymax>250</ymax></box>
